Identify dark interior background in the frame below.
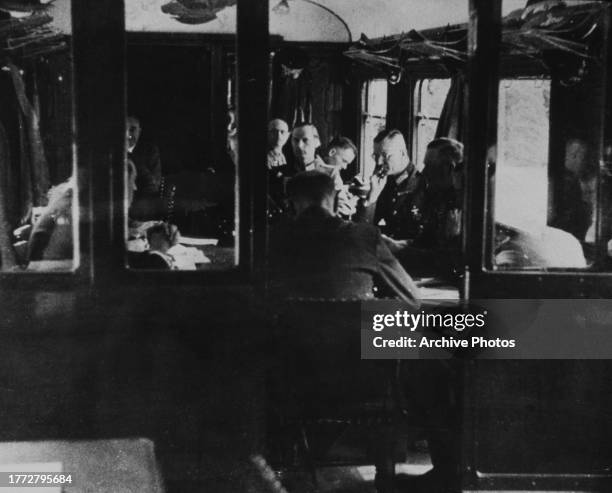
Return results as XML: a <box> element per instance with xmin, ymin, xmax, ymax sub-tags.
<box><xmin>127</xmin><ymin>45</ymin><xmax>212</xmax><ymax>175</ymax></box>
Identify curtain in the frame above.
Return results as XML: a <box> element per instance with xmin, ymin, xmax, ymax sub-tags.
<box><xmin>8</xmin><ymin>62</ymin><xmax>50</xmax><ymax>211</ymax></box>
<box><xmin>272</xmin><ymin>71</ymin><xmax>313</xmax><ymax>128</ymax></box>
<box><xmin>435</xmin><ymin>73</ymin><xmax>465</xmax><ymax>141</ymax></box>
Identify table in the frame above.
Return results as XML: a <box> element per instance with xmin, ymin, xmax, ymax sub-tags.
<box><xmin>414</xmin><ymin>277</ymin><xmax>460</xmax><ymax>301</ymax></box>
<box><xmin>196</xmin><ymin>245</ymin><xmax>236</xmax><ymax>269</ymax></box>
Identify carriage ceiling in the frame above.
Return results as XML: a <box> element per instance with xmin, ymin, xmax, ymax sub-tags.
<box><xmin>43</xmin><ymin>0</ymin><xmax>527</xmax><ymax>42</ymax></box>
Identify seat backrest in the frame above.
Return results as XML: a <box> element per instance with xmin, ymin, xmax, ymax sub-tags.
<box><xmin>274</xmin><ymin>300</ymin><xmax>394</xmax><ymax>417</ymax></box>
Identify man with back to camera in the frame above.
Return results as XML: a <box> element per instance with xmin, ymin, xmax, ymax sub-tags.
<box><xmin>355</xmin><ymin>129</ymin><xmax>424</xmax><ymax>252</ymax></box>
<box><xmin>268</xmin><ymin>170</ymin><xmax>420</xmax><ymax>307</ymax></box>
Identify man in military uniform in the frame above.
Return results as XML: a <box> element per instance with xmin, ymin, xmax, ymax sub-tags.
<box><xmin>355</xmin><ymin>129</ymin><xmax>424</xmax><ymax>252</ymax></box>
<box><xmin>409</xmin><ymin>137</ymin><xmax>464</xmax><ymax>278</ymax></box>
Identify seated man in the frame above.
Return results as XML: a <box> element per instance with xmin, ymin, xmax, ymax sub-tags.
<box><xmin>269</xmin><ymin>171</ymin><xmax>420</xmax><ymax>307</ymax></box>
<box><xmin>320</xmin><ymin>136</ymin><xmax>359</xmax><ymax>217</ymax></box>
<box><xmin>396</xmin><ymin>137</ymin><xmax>464</xmax><ymax>278</ymax></box>
<box><xmin>267</xmin><ymin>118</ymin><xmax>291</xmax><ymax>221</ymax></box>
<box><xmin>289</xmin><ymin>123</ymin><xmax>324</xmax><ymax>174</ymax></box>
<box><xmin>405</xmin><ymin>137</ymin><xmax>586</xmax><ymax>277</ymax></box>
<box><xmin>355</xmin><ymin>129</ymin><xmax>424</xmax><ymax>248</ymax></box>
<box><xmin>289</xmin><ymin>123</ymin><xmax>343</xmax><ymax>188</ymax></box>
<box><xmin>126</xmin><ymin>115</ymin><xmax>162</xmax><ymax>198</ymax></box>
<box><xmin>266</xmin><ymin>118</ymin><xmax>290</xmax><ymax>170</ymax></box>
<box><xmin>319</xmin><ymin>136</ymin><xmax>357</xmax><ymax>183</ymax></box>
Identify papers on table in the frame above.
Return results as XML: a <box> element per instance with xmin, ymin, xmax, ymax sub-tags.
<box><xmin>168</xmin><ymin>243</ymin><xmax>210</xmax><ymax>270</ymax></box>
<box><xmin>178</xmin><ymin>236</ymin><xmax>218</xmax><ymax>246</ymax></box>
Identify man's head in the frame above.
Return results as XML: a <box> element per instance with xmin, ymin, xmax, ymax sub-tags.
<box><xmin>423</xmin><ymin>138</ymin><xmax>464</xmax><ymax>190</ymax></box>
<box><xmin>291</xmin><ymin>123</ymin><xmax>320</xmax><ymax>167</ymax></box>
<box><xmin>286</xmin><ymin>171</ymin><xmax>336</xmax><ymax>216</ymax></box>
<box><xmin>373</xmin><ymin>129</ymin><xmax>410</xmax><ymax>177</ymax></box>
<box><xmin>564</xmin><ymin>138</ymin><xmax>588</xmax><ymax>176</ymax></box>
<box><xmin>126</xmin><ymin>116</ymin><xmax>141</xmax><ymax>153</ymax></box>
<box><xmin>324</xmin><ymin>136</ymin><xmax>357</xmax><ymax>170</ymax></box>
<box><xmin>268</xmin><ymin>118</ymin><xmax>290</xmax><ymax>150</ymax></box>
<box><xmin>147</xmin><ymin>223</ymin><xmax>172</xmax><ymax>254</ymax></box>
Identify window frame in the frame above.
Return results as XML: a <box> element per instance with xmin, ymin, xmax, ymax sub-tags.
<box><xmin>0</xmin><ymin>0</ymin><xmax>89</xmax><ymax>288</ymax></box>
<box><xmin>411</xmin><ymin>77</ymin><xmax>452</xmax><ymax>170</ymax></box>
<box><xmin>359</xmin><ymin>78</ymin><xmax>388</xmax><ymax>180</ymax></box>
<box><xmin>0</xmin><ymin>0</ymin><xmax>269</xmax><ymax>289</ymax></box>
<box><xmin>463</xmin><ymin>0</ymin><xmax>612</xmax><ymax>301</ymax></box>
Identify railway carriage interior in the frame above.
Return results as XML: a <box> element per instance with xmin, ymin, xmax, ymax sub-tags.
<box><xmin>0</xmin><ymin>0</ymin><xmax>612</xmax><ymax>492</ymax></box>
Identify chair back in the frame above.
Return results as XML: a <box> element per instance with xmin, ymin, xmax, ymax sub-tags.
<box><xmin>273</xmin><ymin>300</ymin><xmax>396</xmax><ymax>419</ymax></box>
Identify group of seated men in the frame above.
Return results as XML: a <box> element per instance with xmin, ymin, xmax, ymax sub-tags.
<box><xmin>267</xmin><ymin>119</ymin><xmax>589</xmax><ymax>301</ymax></box>
<box><xmin>267</xmin><ymin>119</ymin><xmax>466</xmax><ymax>303</ymax></box>
<box><xmin>267</xmin><ymin>121</ymin><xmax>468</xmax><ymax>493</ymax></box>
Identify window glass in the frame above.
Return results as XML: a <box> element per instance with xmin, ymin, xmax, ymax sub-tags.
<box><xmin>360</xmin><ymin>79</ymin><xmax>387</xmax><ymax>179</ymax></box>
<box><xmin>495</xmin><ymin>79</ymin><xmax>550</xmax><ymax>233</ymax></box>
<box><xmin>125</xmin><ymin>5</ymin><xmax>237</xmax><ymax>271</ymax></box>
<box><xmin>0</xmin><ymin>0</ymin><xmax>77</xmax><ymax>273</ymax></box>
<box><xmin>490</xmin><ymin>0</ymin><xmax>608</xmax><ymax>271</ymax></box>
<box><xmin>413</xmin><ymin>78</ymin><xmax>451</xmax><ymax>170</ymax></box>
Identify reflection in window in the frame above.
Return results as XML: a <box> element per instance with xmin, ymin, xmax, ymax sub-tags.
<box><xmin>124</xmin><ymin>41</ymin><xmax>237</xmax><ymax>270</ymax></box>
<box><xmin>360</xmin><ymin>79</ymin><xmax>387</xmax><ymax>179</ymax></box>
<box><xmin>495</xmin><ymin>79</ymin><xmax>550</xmax><ymax>233</ymax></box>
<box><xmin>492</xmin><ymin>0</ymin><xmax>608</xmax><ymax>271</ymax></box>
<box><xmin>413</xmin><ymin>78</ymin><xmax>451</xmax><ymax>170</ymax></box>
<box><xmin>0</xmin><ymin>1</ymin><xmax>77</xmax><ymax>272</ymax></box>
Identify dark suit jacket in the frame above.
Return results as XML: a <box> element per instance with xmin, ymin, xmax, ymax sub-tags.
<box><xmin>130</xmin><ymin>141</ymin><xmax>162</xmax><ymax>196</ymax></box>
<box><xmin>128</xmin><ymin>251</ymin><xmax>172</xmax><ymax>270</ymax></box>
<box><xmin>269</xmin><ymin>206</ymin><xmax>420</xmax><ymax>308</ymax></box>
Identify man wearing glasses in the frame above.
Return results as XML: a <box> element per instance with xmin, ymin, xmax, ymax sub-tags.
<box><xmin>356</xmin><ymin>129</ymin><xmax>424</xmax><ymax>253</ymax></box>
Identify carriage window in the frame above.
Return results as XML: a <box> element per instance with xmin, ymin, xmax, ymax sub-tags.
<box><xmin>495</xmin><ymin>78</ymin><xmax>551</xmax><ymax>233</ymax></box>
<box><xmin>490</xmin><ymin>0</ymin><xmax>608</xmax><ymax>271</ymax></box>
<box><xmin>125</xmin><ymin>4</ymin><xmax>237</xmax><ymax>271</ymax></box>
<box><xmin>0</xmin><ymin>1</ymin><xmax>77</xmax><ymax>273</ymax></box>
<box><xmin>413</xmin><ymin>78</ymin><xmax>451</xmax><ymax>169</ymax></box>
<box><xmin>360</xmin><ymin>79</ymin><xmax>387</xmax><ymax>179</ymax></box>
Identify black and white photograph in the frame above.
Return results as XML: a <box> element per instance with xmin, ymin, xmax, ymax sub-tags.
<box><xmin>0</xmin><ymin>0</ymin><xmax>612</xmax><ymax>491</ymax></box>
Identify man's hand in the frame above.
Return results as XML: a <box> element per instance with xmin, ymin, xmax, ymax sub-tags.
<box><xmin>336</xmin><ymin>188</ymin><xmax>358</xmax><ymax>217</ymax></box>
<box><xmin>367</xmin><ymin>172</ymin><xmax>388</xmax><ymax>204</ymax></box>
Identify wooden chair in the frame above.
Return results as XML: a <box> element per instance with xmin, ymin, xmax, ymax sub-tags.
<box><xmin>267</xmin><ymin>299</ymin><xmax>408</xmax><ymax>493</ymax></box>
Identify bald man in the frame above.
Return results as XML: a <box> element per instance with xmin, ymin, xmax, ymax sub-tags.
<box><xmin>266</xmin><ymin>119</ymin><xmax>291</xmax><ymax>221</ymax></box>
<box><xmin>356</xmin><ymin>129</ymin><xmax>424</xmax><ymax>243</ymax></box>
<box><xmin>267</xmin><ymin>118</ymin><xmax>290</xmax><ymax>169</ymax></box>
